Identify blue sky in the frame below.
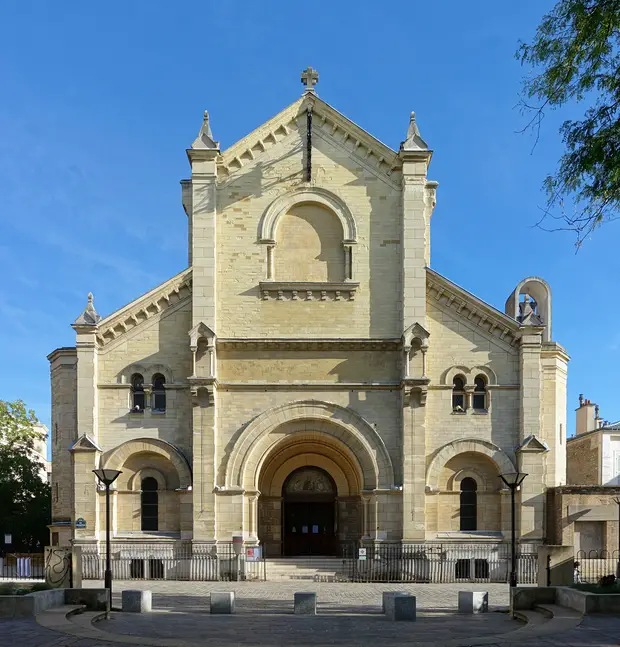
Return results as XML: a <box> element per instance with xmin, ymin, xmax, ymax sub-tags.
<box><xmin>0</xmin><ymin>1</ymin><xmax>617</xmax><ymax>443</ymax></box>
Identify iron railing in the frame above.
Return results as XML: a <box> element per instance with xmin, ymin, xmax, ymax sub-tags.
<box><xmin>82</xmin><ymin>542</ymin><xmax>266</xmax><ymax>582</ymax></box>
<box><xmin>340</xmin><ymin>542</ymin><xmax>538</xmax><ymax>583</ymax></box>
<box><xmin>574</xmin><ymin>549</ymin><xmax>620</xmax><ymax>584</ymax></box>
<box><xmin>0</xmin><ymin>553</ymin><xmax>45</xmax><ymax>580</ymax></box>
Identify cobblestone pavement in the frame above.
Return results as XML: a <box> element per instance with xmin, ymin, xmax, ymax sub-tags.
<box><xmin>87</xmin><ymin>579</ymin><xmax>515</xmax><ymax>611</ymax></box>
<box><xmin>0</xmin><ymin>581</ymin><xmax>619</xmax><ymax>646</ymax></box>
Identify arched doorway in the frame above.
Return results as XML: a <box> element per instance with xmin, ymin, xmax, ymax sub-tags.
<box><xmin>282</xmin><ymin>467</ymin><xmax>337</xmax><ymax>556</ymax></box>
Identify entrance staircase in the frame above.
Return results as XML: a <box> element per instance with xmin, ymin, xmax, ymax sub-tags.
<box><xmin>265</xmin><ymin>557</ymin><xmax>347</xmax><ymax>581</ymax></box>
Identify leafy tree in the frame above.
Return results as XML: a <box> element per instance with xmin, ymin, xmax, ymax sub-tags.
<box><xmin>517</xmin><ymin>0</ymin><xmax>620</xmax><ymax>246</ymax></box>
<box><xmin>0</xmin><ymin>400</ymin><xmax>51</xmax><ymax>553</ymax></box>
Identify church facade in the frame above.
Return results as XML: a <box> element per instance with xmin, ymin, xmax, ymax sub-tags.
<box><xmin>49</xmin><ymin>70</ymin><xmax>569</xmax><ymax>557</ymax></box>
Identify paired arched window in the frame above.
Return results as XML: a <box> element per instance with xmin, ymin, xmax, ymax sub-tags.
<box><xmin>459</xmin><ymin>477</ymin><xmax>477</xmax><ymax>531</ymax></box>
<box><xmin>452</xmin><ymin>376</ymin><xmax>465</xmax><ymax>412</ymax></box>
<box><xmin>152</xmin><ymin>374</ymin><xmax>166</xmax><ymax>413</ymax></box>
<box><xmin>473</xmin><ymin>375</ymin><xmax>487</xmax><ymax>411</ymax></box>
<box><xmin>141</xmin><ymin>477</ymin><xmax>158</xmax><ymax>531</ymax></box>
<box><xmin>131</xmin><ymin>374</ymin><xmax>145</xmax><ymax>413</ymax></box>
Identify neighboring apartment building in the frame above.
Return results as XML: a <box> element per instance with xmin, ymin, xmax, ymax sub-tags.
<box><xmin>33</xmin><ymin>423</ymin><xmax>51</xmax><ymax>485</ymax></box>
<box><xmin>546</xmin><ymin>396</ymin><xmax>620</xmax><ymax>553</ymax></box>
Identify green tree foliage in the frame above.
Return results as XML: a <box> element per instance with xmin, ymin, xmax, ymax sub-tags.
<box><xmin>0</xmin><ymin>400</ymin><xmax>51</xmax><ymax>552</ymax></box>
<box><xmin>517</xmin><ymin>0</ymin><xmax>620</xmax><ymax>246</ymax></box>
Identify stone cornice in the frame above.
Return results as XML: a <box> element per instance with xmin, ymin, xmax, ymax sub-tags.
<box><xmin>259</xmin><ymin>281</ymin><xmax>359</xmax><ymax>301</ymax></box>
<box><xmin>96</xmin><ymin>269</ymin><xmax>192</xmax><ymax>348</ymax></box>
<box><xmin>47</xmin><ymin>347</ymin><xmax>77</xmax><ymax>364</ymax></box>
<box><xmin>218</xmin><ymin>381</ymin><xmax>400</xmax><ymax>391</ymax></box>
<box><xmin>217</xmin><ymin>338</ymin><xmax>401</xmax><ymax>351</ymax></box>
<box><xmin>427</xmin><ymin>269</ymin><xmax>520</xmax><ymax>348</ymax></box>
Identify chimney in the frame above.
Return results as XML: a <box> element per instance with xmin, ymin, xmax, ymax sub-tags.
<box><xmin>576</xmin><ymin>395</ymin><xmax>598</xmax><ymax>435</ymax></box>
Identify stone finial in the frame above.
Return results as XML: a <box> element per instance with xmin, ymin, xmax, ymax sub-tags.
<box><xmin>74</xmin><ymin>292</ymin><xmax>102</xmax><ymax>326</ymax></box>
<box><xmin>400</xmin><ymin>111</ymin><xmax>429</xmax><ymax>151</ymax></box>
<box><xmin>191</xmin><ymin>110</ymin><xmax>219</xmax><ymax>150</ymax></box>
<box><xmin>301</xmin><ymin>66</ymin><xmax>319</xmax><ymax>94</ymax></box>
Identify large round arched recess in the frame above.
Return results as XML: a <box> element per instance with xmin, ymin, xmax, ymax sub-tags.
<box><xmin>274</xmin><ymin>203</ymin><xmax>345</xmax><ymax>282</ymax></box>
<box><xmin>255</xmin><ymin>432</ymin><xmax>365</xmax><ymax>557</ymax></box>
<box><xmin>102</xmin><ymin>438</ymin><xmax>192</xmax><ymax>536</ymax></box>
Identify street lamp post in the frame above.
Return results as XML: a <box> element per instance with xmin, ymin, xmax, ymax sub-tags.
<box><xmin>92</xmin><ymin>469</ymin><xmax>122</xmax><ymax>617</ymax></box>
<box><xmin>613</xmin><ymin>497</ymin><xmax>620</xmax><ymax>579</ymax></box>
<box><xmin>499</xmin><ymin>471</ymin><xmax>527</xmax><ymax>588</ymax></box>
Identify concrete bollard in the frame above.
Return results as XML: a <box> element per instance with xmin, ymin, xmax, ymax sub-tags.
<box><xmin>210</xmin><ymin>592</ymin><xmax>235</xmax><ymax>614</ymax></box>
<box><xmin>458</xmin><ymin>591</ymin><xmax>488</xmax><ymax>614</ymax></box>
<box><xmin>382</xmin><ymin>591</ymin><xmax>407</xmax><ymax>615</ymax></box>
<box><xmin>121</xmin><ymin>590</ymin><xmax>152</xmax><ymax>613</ymax></box>
<box><xmin>390</xmin><ymin>594</ymin><xmax>416</xmax><ymax>621</ymax></box>
<box><xmin>294</xmin><ymin>592</ymin><xmax>317</xmax><ymax>615</ymax></box>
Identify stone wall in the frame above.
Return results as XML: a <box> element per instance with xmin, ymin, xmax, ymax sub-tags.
<box><xmin>48</xmin><ymin>349</ymin><xmax>78</xmax><ymax>534</ymax></box>
<box><xmin>215</xmin><ymin>125</ymin><xmax>402</xmax><ymax>339</ymax></box>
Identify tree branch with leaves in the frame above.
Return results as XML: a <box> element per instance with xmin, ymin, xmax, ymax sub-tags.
<box><xmin>0</xmin><ymin>400</ymin><xmax>50</xmax><ymax>553</ymax></box>
<box><xmin>517</xmin><ymin>0</ymin><xmax>620</xmax><ymax>247</ymax></box>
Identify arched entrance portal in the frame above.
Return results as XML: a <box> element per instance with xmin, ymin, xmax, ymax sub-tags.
<box><xmin>282</xmin><ymin>467</ymin><xmax>337</xmax><ymax>556</ymax></box>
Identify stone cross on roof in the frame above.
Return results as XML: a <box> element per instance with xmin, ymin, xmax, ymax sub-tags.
<box><xmin>301</xmin><ymin>67</ymin><xmax>319</xmax><ymax>94</ymax></box>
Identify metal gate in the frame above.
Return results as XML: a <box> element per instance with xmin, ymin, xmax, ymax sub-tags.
<box><xmin>575</xmin><ymin>549</ymin><xmax>620</xmax><ymax>583</ymax></box>
<box><xmin>82</xmin><ymin>543</ymin><xmax>266</xmax><ymax>582</ymax></box>
<box><xmin>340</xmin><ymin>542</ymin><xmax>538</xmax><ymax>583</ymax></box>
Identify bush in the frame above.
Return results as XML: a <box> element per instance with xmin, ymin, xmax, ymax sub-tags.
<box><xmin>598</xmin><ymin>574</ymin><xmax>616</xmax><ymax>587</ymax></box>
<box><xmin>0</xmin><ymin>582</ymin><xmax>50</xmax><ymax>596</ymax></box>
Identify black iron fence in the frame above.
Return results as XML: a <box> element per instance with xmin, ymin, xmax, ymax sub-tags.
<box><xmin>340</xmin><ymin>542</ymin><xmax>538</xmax><ymax>583</ymax></box>
<box><xmin>575</xmin><ymin>549</ymin><xmax>620</xmax><ymax>584</ymax></box>
<box><xmin>0</xmin><ymin>553</ymin><xmax>45</xmax><ymax>580</ymax></box>
<box><xmin>82</xmin><ymin>543</ymin><xmax>266</xmax><ymax>582</ymax></box>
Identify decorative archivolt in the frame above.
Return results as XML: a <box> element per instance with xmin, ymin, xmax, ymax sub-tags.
<box><xmin>223</xmin><ymin>400</ymin><xmax>395</xmax><ymax>491</ymax></box>
<box><xmin>117</xmin><ymin>363</ymin><xmax>174</xmax><ymax>385</ymax></box>
<box><xmin>426</xmin><ymin>438</ymin><xmax>516</xmax><ymax>491</ymax></box>
<box><xmin>103</xmin><ymin>438</ymin><xmax>192</xmax><ymax>489</ymax></box>
<box><xmin>258</xmin><ymin>187</ymin><xmax>357</xmax><ymax>244</ymax></box>
<box><xmin>127</xmin><ymin>468</ymin><xmax>167</xmax><ymax>491</ymax></box>
<box><xmin>441</xmin><ymin>365</ymin><xmax>498</xmax><ymax>386</ymax></box>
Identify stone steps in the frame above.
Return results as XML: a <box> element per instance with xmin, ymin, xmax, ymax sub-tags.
<box><xmin>265</xmin><ymin>557</ymin><xmax>347</xmax><ymax>581</ymax></box>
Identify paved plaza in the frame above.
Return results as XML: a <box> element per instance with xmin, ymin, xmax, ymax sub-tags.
<box><xmin>0</xmin><ymin>581</ymin><xmax>620</xmax><ymax>646</ymax></box>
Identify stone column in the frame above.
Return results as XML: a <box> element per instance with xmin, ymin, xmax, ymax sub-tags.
<box><xmin>69</xmin><ymin>444</ymin><xmax>100</xmax><ymax>542</ymax></box>
<box><xmin>191</xmin><ymin>387</ymin><xmax>216</xmax><ymax>543</ymax></box>
<box><xmin>188</xmin><ymin>129</ymin><xmax>219</xmax><ymax>331</ymax></box>
<box><xmin>402</xmin><ymin>388</ymin><xmax>426</xmax><ymax>541</ymax></box>
<box><xmin>518</xmin><ymin>327</ymin><xmax>545</xmax><ymax>541</ymax></box>
<box><xmin>71</xmin><ymin>323</ymin><xmax>99</xmax><ymax>444</ymax></box>
<box><xmin>399</xmin><ymin>141</ymin><xmax>433</xmax><ymax>544</ymax></box>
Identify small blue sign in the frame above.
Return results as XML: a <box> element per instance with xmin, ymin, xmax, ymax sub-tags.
<box><xmin>75</xmin><ymin>517</ymin><xmax>86</xmax><ymax>529</ymax></box>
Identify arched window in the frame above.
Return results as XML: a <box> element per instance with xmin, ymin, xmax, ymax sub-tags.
<box><xmin>152</xmin><ymin>374</ymin><xmax>166</xmax><ymax>413</ymax></box>
<box><xmin>452</xmin><ymin>376</ymin><xmax>466</xmax><ymax>412</ymax></box>
<box><xmin>141</xmin><ymin>477</ymin><xmax>158</xmax><ymax>531</ymax></box>
<box><xmin>473</xmin><ymin>375</ymin><xmax>487</xmax><ymax>411</ymax></box>
<box><xmin>460</xmin><ymin>477</ymin><xmax>477</xmax><ymax>531</ymax></box>
<box><xmin>131</xmin><ymin>373</ymin><xmax>145</xmax><ymax>413</ymax></box>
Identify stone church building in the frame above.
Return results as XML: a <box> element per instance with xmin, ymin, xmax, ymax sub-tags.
<box><xmin>49</xmin><ymin>69</ymin><xmax>569</xmax><ymax>559</ymax></box>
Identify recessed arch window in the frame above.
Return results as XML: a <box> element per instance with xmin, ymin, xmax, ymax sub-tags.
<box><xmin>141</xmin><ymin>477</ymin><xmax>158</xmax><ymax>531</ymax></box>
<box><xmin>131</xmin><ymin>373</ymin><xmax>145</xmax><ymax>413</ymax></box>
<box><xmin>452</xmin><ymin>376</ymin><xmax>466</xmax><ymax>412</ymax></box>
<box><xmin>152</xmin><ymin>373</ymin><xmax>166</xmax><ymax>413</ymax></box>
<box><xmin>473</xmin><ymin>375</ymin><xmax>487</xmax><ymax>411</ymax></box>
<box><xmin>459</xmin><ymin>477</ymin><xmax>477</xmax><ymax>531</ymax></box>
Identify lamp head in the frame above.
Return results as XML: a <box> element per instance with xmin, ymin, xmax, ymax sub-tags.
<box><xmin>499</xmin><ymin>471</ymin><xmax>527</xmax><ymax>488</ymax></box>
<box><xmin>93</xmin><ymin>469</ymin><xmax>122</xmax><ymax>486</ymax></box>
